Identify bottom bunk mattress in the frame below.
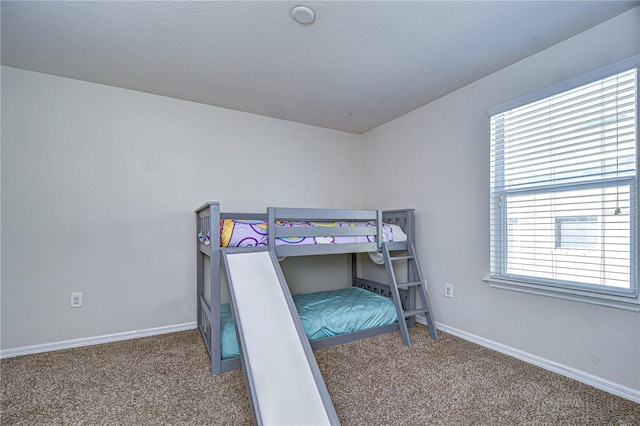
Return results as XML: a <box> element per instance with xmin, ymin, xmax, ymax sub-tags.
<box><xmin>220</xmin><ymin>286</ymin><xmax>398</xmax><ymax>360</ymax></box>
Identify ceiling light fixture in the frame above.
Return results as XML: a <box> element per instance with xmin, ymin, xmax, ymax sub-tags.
<box><xmin>291</xmin><ymin>6</ymin><xmax>315</xmax><ymax>25</ymax></box>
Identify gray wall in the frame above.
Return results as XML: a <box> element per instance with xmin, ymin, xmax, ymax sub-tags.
<box><xmin>1</xmin><ymin>67</ymin><xmax>360</xmax><ymax>349</ymax></box>
<box><xmin>361</xmin><ymin>8</ymin><xmax>640</xmax><ymax>393</ymax></box>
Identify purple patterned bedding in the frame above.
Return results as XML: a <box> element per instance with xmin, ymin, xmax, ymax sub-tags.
<box><xmin>198</xmin><ymin>219</ymin><xmax>406</xmax><ymax>248</ymax></box>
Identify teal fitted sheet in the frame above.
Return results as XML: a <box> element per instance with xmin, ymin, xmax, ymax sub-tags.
<box><xmin>220</xmin><ymin>286</ymin><xmax>398</xmax><ymax>360</ymax></box>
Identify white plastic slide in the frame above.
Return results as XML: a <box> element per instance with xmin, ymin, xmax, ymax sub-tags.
<box><xmin>222</xmin><ymin>248</ymin><xmax>340</xmax><ymax>426</ymax></box>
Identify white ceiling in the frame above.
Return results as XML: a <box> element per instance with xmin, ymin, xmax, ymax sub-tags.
<box><xmin>2</xmin><ymin>1</ymin><xmax>638</xmax><ymax>134</ymax></box>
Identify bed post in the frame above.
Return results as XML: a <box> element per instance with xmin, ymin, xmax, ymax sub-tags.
<box><xmin>406</xmin><ymin>209</ymin><xmax>417</xmax><ymax>328</ymax></box>
<box><xmin>208</xmin><ymin>202</ymin><xmax>222</xmax><ymax>374</ymax></box>
<box><xmin>376</xmin><ymin>210</ymin><xmax>383</xmax><ymax>251</ymax></box>
<box><xmin>406</xmin><ymin>209</ymin><xmax>416</xmax><ymax>244</ymax></box>
<box><xmin>196</xmin><ymin>208</ymin><xmax>205</xmax><ymax>361</ymax></box>
<box><xmin>267</xmin><ymin>207</ymin><xmax>276</xmax><ymax>250</ymax></box>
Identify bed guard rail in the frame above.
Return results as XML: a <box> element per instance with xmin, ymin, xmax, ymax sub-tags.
<box><xmin>382</xmin><ymin>208</ymin><xmax>415</xmax><ymax>243</ymax></box>
<box><xmin>196</xmin><ymin>202</ymin><xmax>268</xmax><ymax>255</ymax></box>
<box><xmin>267</xmin><ymin>207</ymin><xmax>383</xmax><ymax>257</ymax></box>
<box><xmin>196</xmin><ymin>203</ymin><xmax>415</xmax><ymax>256</ymax></box>
<box><xmin>195</xmin><ymin>202</ymin><xmax>220</xmax><ymax>256</ymax></box>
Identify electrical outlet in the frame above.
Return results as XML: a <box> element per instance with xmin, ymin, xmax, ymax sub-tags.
<box><xmin>70</xmin><ymin>292</ymin><xmax>83</xmax><ymax>308</ymax></box>
<box><xmin>444</xmin><ymin>283</ymin><xmax>454</xmax><ymax>298</ymax></box>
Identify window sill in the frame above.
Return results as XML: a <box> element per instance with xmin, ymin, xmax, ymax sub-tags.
<box><xmin>483</xmin><ymin>276</ymin><xmax>640</xmax><ymax>312</ymax></box>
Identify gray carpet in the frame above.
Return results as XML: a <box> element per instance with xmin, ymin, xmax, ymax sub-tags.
<box><xmin>2</xmin><ymin>326</ymin><xmax>639</xmax><ymax>425</ymax></box>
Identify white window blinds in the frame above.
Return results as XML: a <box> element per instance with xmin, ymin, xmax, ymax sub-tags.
<box><xmin>489</xmin><ymin>67</ymin><xmax>638</xmax><ymax>298</ymax></box>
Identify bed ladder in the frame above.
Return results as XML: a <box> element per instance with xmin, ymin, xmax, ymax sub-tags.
<box><xmin>382</xmin><ymin>241</ymin><xmax>438</xmax><ymax>347</ymax></box>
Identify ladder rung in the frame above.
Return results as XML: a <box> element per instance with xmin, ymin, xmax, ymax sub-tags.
<box><xmin>389</xmin><ymin>255</ymin><xmax>415</xmax><ymax>261</ymax></box>
<box><xmin>403</xmin><ymin>309</ymin><xmax>428</xmax><ymax>318</ymax></box>
<box><xmin>397</xmin><ymin>281</ymin><xmax>422</xmax><ymax>290</ymax></box>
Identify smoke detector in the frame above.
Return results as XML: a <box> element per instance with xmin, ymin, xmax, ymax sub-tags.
<box><xmin>292</xmin><ymin>6</ymin><xmax>315</xmax><ymax>25</ymax></box>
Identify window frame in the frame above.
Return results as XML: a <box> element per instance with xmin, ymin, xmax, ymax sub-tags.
<box><xmin>554</xmin><ymin>215</ymin><xmax>599</xmax><ymax>250</ymax></box>
<box><xmin>485</xmin><ymin>55</ymin><xmax>640</xmax><ymax>312</ymax></box>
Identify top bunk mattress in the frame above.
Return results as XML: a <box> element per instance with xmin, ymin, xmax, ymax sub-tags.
<box><xmin>199</xmin><ymin>219</ymin><xmax>407</xmax><ymax>248</ymax></box>
<box><xmin>220</xmin><ymin>286</ymin><xmax>398</xmax><ymax>360</ymax></box>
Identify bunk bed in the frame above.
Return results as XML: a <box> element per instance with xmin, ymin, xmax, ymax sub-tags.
<box><xmin>195</xmin><ymin>201</ymin><xmax>422</xmax><ymax>375</ymax></box>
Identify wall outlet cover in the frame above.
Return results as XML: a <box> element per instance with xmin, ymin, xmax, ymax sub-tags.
<box><xmin>444</xmin><ymin>283</ymin><xmax>454</xmax><ymax>298</ymax></box>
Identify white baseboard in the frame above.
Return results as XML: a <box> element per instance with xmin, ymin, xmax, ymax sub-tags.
<box><xmin>0</xmin><ymin>322</ymin><xmax>197</xmax><ymax>359</ymax></box>
<box><xmin>419</xmin><ymin>318</ymin><xmax>640</xmax><ymax>404</ymax></box>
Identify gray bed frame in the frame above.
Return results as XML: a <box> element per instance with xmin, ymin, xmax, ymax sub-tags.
<box><xmin>195</xmin><ymin>201</ymin><xmax>418</xmax><ymax>375</ymax></box>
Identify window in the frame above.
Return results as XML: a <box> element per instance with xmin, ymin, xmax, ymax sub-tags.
<box><xmin>554</xmin><ymin>216</ymin><xmax>599</xmax><ymax>250</ymax></box>
<box><xmin>488</xmin><ymin>58</ymin><xmax>639</xmax><ymax>310</ymax></box>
